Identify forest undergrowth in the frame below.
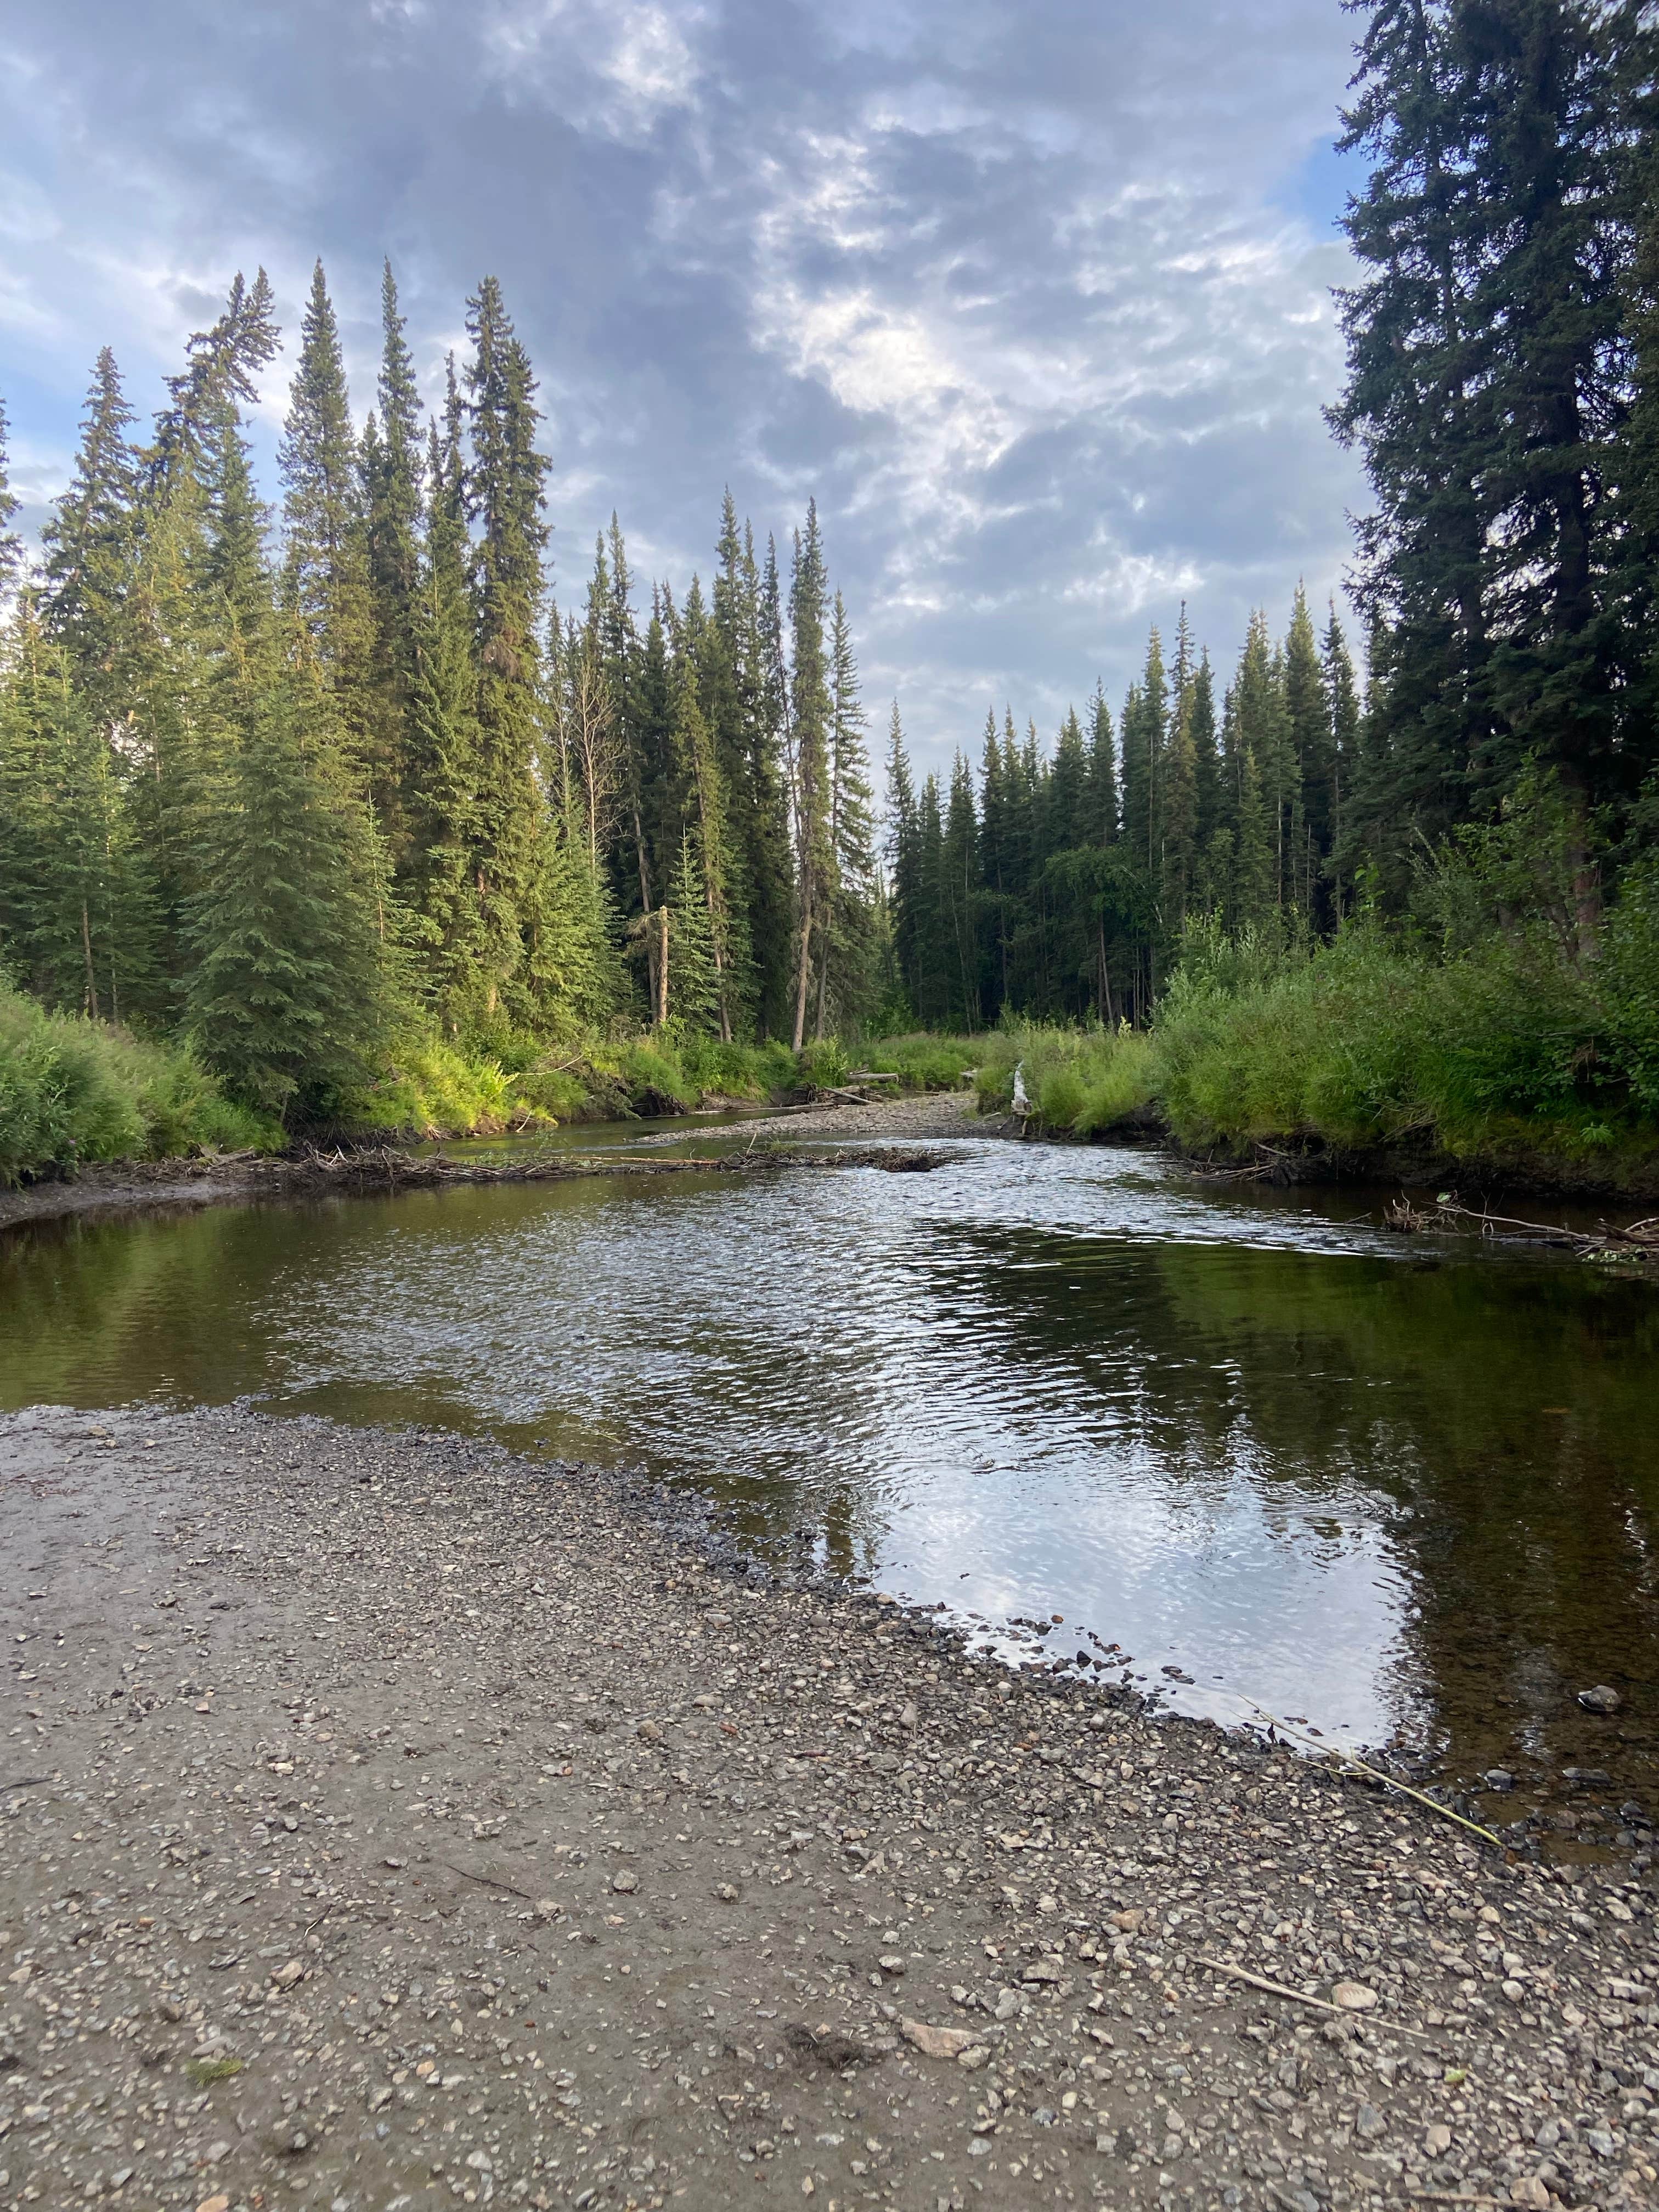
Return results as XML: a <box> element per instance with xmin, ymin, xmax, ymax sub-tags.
<box><xmin>0</xmin><ymin>997</ymin><xmax>981</xmax><ymax>1186</ymax></box>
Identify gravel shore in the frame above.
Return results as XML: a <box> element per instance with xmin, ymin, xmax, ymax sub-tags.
<box><xmin>0</xmin><ymin>1093</ymin><xmax>986</xmax><ymax>1235</ymax></box>
<box><xmin>3</xmin><ymin>1407</ymin><xmax>1655</xmax><ymax>2212</ymax></box>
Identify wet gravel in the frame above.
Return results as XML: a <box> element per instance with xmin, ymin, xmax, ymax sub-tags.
<box><xmin>2</xmin><ymin>1406</ymin><xmax>1656</xmax><ymax>2212</ymax></box>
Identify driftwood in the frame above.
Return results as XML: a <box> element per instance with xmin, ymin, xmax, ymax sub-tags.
<box><xmin>260</xmin><ymin>1142</ymin><xmax>950</xmax><ymax>1196</ymax></box>
<box><xmin>1384</xmin><ymin>1191</ymin><xmax>1659</xmax><ymax>1266</ymax></box>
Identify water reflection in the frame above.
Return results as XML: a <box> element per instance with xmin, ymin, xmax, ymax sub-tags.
<box><xmin>0</xmin><ymin>1141</ymin><xmax>1653</xmax><ymax>1809</ymax></box>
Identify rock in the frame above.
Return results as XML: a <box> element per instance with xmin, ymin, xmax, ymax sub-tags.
<box><xmin>1355</xmin><ymin>2104</ymin><xmax>1386</xmax><ymax>2140</ymax></box>
<box><xmin>269</xmin><ymin>1959</ymin><xmax>304</xmax><ymax>1989</ymax></box>
<box><xmin>1509</xmin><ymin>2180</ymin><xmax>1551</xmax><ymax>2210</ymax></box>
<box><xmin>636</xmin><ymin>1719</ymin><xmax>663</xmax><ymax>1742</ymax></box>
<box><xmin>1424</xmin><ymin>2123</ymin><xmax>1452</xmax><ymax>2157</ymax></box>
<box><xmin>1578</xmin><ymin>1684</ymin><xmax>1622</xmax><ymax>1714</ymax></box>
<box><xmin>956</xmin><ymin>2045</ymin><xmax>989</xmax><ymax>2071</ymax></box>
<box><xmin>899</xmin><ymin>2018</ymin><xmax>978</xmax><ymax>2060</ymax></box>
<box><xmin>878</xmin><ymin>1954</ymin><xmax>905</xmax><ymax>1975</ymax></box>
<box><xmin>195</xmin><ymin>2197</ymin><xmax>232</xmax><ymax>2212</ymax></box>
<box><xmin>1484</xmin><ymin>1769</ymin><xmax>1515</xmax><ymax>1791</ymax></box>
<box><xmin>534</xmin><ymin>1898</ymin><xmax>560</xmax><ymax>1920</ymax></box>
<box><xmin>611</xmin><ymin>1871</ymin><xmax>639</xmax><ymax>1894</ymax></box>
<box><xmin>1332</xmin><ymin>1981</ymin><xmax>1378</xmax><ymax>2012</ymax></box>
<box><xmin>713</xmin><ymin>1883</ymin><xmax>738</xmax><ymax>1903</ymax></box>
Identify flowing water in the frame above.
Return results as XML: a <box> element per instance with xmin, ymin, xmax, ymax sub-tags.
<box><xmin>3</xmin><ymin>1132</ymin><xmax>1655</xmax><ymax>1823</ymax></box>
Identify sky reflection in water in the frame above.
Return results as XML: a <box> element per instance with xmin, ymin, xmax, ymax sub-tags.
<box><xmin>1</xmin><ymin>1138</ymin><xmax>1654</xmax><ymax>1807</ymax></box>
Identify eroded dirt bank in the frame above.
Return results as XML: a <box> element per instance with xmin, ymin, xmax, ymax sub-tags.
<box><xmin>2</xmin><ymin>1408</ymin><xmax>1655</xmax><ymax>2212</ymax></box>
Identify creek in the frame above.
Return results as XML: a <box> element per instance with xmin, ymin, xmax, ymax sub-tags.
<box><xmin>2</xmin><ymin>1124</ymin><xmax>1654</xmax><ymax>1824</ymax></box>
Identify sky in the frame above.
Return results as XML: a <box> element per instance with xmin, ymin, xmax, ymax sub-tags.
<box><xmin>0</xmin><ymin>0</ymin><xmax>1371</xmax><ymax>771</ymax></box>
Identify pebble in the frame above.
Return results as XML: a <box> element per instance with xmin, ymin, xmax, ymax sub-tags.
<box><xmin>2</xmin><ymin>1403</ymin><xmax>1655</xmax><ymax>2212</ymax></box>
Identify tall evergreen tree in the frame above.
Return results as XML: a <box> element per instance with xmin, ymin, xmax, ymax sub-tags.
<box><xmin>884</xmin><ymin>703</ymin><xmax>922</xmax><ymax>1018</ymax></box>
<box><xmin>464</xmin><ymin>275</ymin><xmax>550</xmax><ymax>1018</ymax></box>
<box><xmin>404</xmin><ymin>398</ymin><xmax>483</xmax><ymax>1017</ymax></box>
<box><xmin>0</xmin><ymin>395</ymin><xmax>18</xmax><ymax>593</ymax></box>
<box><xmin>0</xmin><ymin>606</ymin><xmax>157</xmax><ymax>1022</ymax></box>
<box><xmin>815</xmin><ymin>591</ymin><xmax>878</xmax><ymax>1035</ymax></box>
<box><xmin>38</xmin><ymin>351</ymin><xmax>138</xmax><ymax>712</ymax></box>
<box><xmin>787</xmin><ymin>502</ymin><xmax>832</xmax><ymax>1049</ymax></box>
<box><xmin>364</xmin><ymin>261</ymin><xmax>426</xmax><ymax>874</ymax></box>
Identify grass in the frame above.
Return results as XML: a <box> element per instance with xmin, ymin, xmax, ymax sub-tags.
<box><xmin>972</xmin><ymin>892</ymin><xmax>1659</xmax><ymax>1176</ymax></box>
<box><xmin>860</xmin><ymin>1033</ymin><xmax>981</xmax><ymax>1091</ymax></box>
<box><xmin>0</xmin><ymin>984</ymin><xmax>276</xmax><ymax>1186</ymax></box>
<box><xmin>184</xmin><ymin>2057</ymin><xmax>245</xmax><ymax>2086</ymax></box>
<box><xmin>1</xmin><ymin>984</ymin><xmax>989</xmax><ymax>1182</ymax></box>
<box><xmin>973</xmin><ymin>1024</ymin><xmax>1156</xmax><ymax>1135</ymax></box>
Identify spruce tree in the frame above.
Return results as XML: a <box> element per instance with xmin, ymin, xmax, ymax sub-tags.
<box><xmin>1323</xmin><ymin>605</ymin><xmax>1363</xmax><ymax>902</ymax></box>
<box><xmin>0</xmin><ymin>606</ymin><xmax>157</xmax><ymax>1021</ymax></box>
<box><xmin>185</xmin><ymin>628</ymin><xmax>396</xmax><ymax>1119</ymax></box>
<box><xmin>668</xmin><ymin>607</ymin><xmax>748</xmax><ymax>1040</ymax></box>
<box><xmin>148</xmin><ymin>271</ymin><xmax>279</xmax><ymax>496</ymax></box>
<box><xmin>883</xmin><ymin>703</ymin><xmax>922</xmax><ymax>1018</ymax></box>
<box><xmin>816</xmin><ymin>591</ymin><xmax>877</xmax><ymax>1036</ymax></box>
<box><xmin>713</xmin><ymin>497</ymin><xmax>794</xmax><ymax>1039</ymax></box>
<box><xmin>941</xmin><ymin>755</ymin><xmax>983</xmax><ymax>1031</ymax></box>
<box><xmin>365</xmin><ymin>261</ymin><xmax>427</xmax><ymax>872</ymax></box>
<box><xmin>1284</xmin><ymin>582</ymin><xmax>1333</xmax><ymax>912</ymax></box>
<box><xmin>664</xmin><ymin>827</ymin><xmax>721</xmax><ymax>1034</ymax></box>
<box><xmin>464</xmin><ymin>276</ymin><xmax>550</xmax><ymax>1019</ymax></box>
<box><xmin>787</xmin><ymin>503</ymin><xmax>832</xmax><ymax>1048</ymax></box>
<box><xmin>404</xmin><ymin>400</ymin><xmax>483</xmax><ymax>1018</ymax></box>
<box><xmin>38</xmin><ymin>351</ymin><xmax>139</xmax><ymax>712</ymax></box>
<box><xmin>0</xmin><ymin>395</ymin><xmax>19</xmax><ymax>592</ymax></box>
<box><xmin>1086</xmin><ymin>682</ymin><xmax>1119</xmax><ymax>848</ymax></box>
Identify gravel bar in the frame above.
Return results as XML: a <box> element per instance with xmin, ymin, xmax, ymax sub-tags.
<box><xmin>2</xmin><ymin>1406</ymin><xmax>1655</xmax><ymax>2212</ymax></box>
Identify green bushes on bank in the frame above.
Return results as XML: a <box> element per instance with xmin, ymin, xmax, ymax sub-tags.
<box><xmin>973</xmin><ymin>883</ymin><xmax>1659</xmax><ymax>1171</ymax></box>
<box><xmin>0</xmin><ymin>985</ymin><xmax>275</xmax><ymax>1184</ymax></box>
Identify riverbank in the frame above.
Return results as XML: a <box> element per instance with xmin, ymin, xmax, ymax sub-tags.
<box><xmin>0</xmin><ymin>1126</ymin><xmax>958</xmax><ymax>1234</ymax></box>
<box><xmin>3</xmin><ymin>1407</ymin><xmax>1655</xmax><ymax>2212</ymax></box>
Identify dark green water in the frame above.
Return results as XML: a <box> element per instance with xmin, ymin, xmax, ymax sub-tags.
<box><xmin>2</xmin><ymin>1138</ymin><xmax>1654</xmax><ymax>1821</ymax></box>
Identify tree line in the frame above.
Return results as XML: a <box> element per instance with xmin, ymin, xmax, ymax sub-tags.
<box><xmin>882</xmin><ymin>597</ymin><xmax>1362</xmax><ymax>1032</ymax></box>
<box><xmin>882</xmin><ymin>0</ymin><xmax>1659</xmax><ymax>1035</ymax></box>
<box><xmin>0</xmin><ymin>265</ymin><xmax>883</xmax><ymax>1114</ymax></box>
<box><xmin>3</xmin><ymin>0</ymin><xmax>1656</xmax><ymax>1115</ymax></box>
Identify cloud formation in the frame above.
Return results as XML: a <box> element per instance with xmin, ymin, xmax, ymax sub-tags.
<box><xmin>0</xmin><ymin>0</ymin><xmax>1369</xmax><ymax>764</ymax></box>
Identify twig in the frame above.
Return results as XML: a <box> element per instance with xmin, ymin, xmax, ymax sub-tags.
<box><xmin>0</xmin><ymin>1774</ymin><xmax>53</xmax><ymax>1791</ymax></box>
<box><xmin>1238</xmin><ymin>1699</ymin><xmax>1506</xmax><ymax>1849</ymax></box>
<box><xmin>1197</xmin><ymin>1956</ymin><xmax>1431</xmax><ymax>2039</ymax></box>
<box><xmin>439</xmin><ymin>1861</ymin><xmax>537</xmax><ymax>1903</ymax></box>
<box><xmin>1403</xmin><ymin>2196</ymin><xmax>1510</xmax><ymax>2208</ymax></box>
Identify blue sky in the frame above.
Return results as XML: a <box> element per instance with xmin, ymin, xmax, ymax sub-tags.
<box><xmin>0</xmin><ymin>0</ymin><xmax>1370</xmax><ymax>770</ymax></box>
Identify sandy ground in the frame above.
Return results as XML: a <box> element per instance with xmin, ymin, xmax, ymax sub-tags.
<box><xmin>646</xmin><ymin>1092</ymin><xmax>992</xmax><ymax>1145</ymax></box>
<box><xmin>2</xmin><ymin>1407</ymin><xmax>1655</xmax><ymax>2212</ymax></box>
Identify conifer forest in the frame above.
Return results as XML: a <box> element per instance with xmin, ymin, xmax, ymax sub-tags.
<box><xmin>2</xmin><ymin>0</ymin><xmax>1659</xmax><ymax>1173</ymax></box>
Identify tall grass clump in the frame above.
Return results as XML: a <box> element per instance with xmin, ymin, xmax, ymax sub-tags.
<box><xmin>0</xmin><ymin>984</ymin><xmax>274</xmax><ymax>1183</ymax></box>
<box><xmin>859</xmin><ymin>1033</ymin><xmax>980</xmax><ymax>1090</ymax></box>
<box><xmin>973</xmin><ymin>1023</ymin><xmax>1155</xmax><ymax>1135</ymax></box>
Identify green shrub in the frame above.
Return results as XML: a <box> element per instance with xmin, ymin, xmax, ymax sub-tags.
<box><xmin>860</xmin><ymin>1033</ymin><xmax>980</xmax><ymax>1090</ymax></box>
<box><xmin>796</xmin><ymin>1037</ymin><xmax>851</xmax><ymax>1091</ymax></box>
<box><xmin>1073</xmin><ymin>1030</ymin><xmax>1156</xmax><ymax>1134</ymax></box>
<box><xmin>0</xmin><ymin>984</ymin><xmax>275</xmax><ymax>1183</ymax></box>
<box><xmin>619</xmin><ymin>1041</ymin><xmax>701</xmax><ymax>1113</ymax></box>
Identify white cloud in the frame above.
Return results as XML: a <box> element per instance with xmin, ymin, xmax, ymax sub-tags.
<box><xmin>0</xmin><ymin>0</ymin><xmax>1369</xmax><ymax>766</ymax></box>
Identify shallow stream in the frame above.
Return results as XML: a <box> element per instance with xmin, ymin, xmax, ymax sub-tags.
<box><xmin>2</xmin><ymin>1129</ymin><xmax>1654</xmax><ymax>1823</ymax></box>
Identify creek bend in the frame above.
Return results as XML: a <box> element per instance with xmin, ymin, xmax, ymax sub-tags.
<box><xmin>2</xmin><ymin>1125</ymin><xmax>1654</xmax><ymax>1826</ymax></box>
